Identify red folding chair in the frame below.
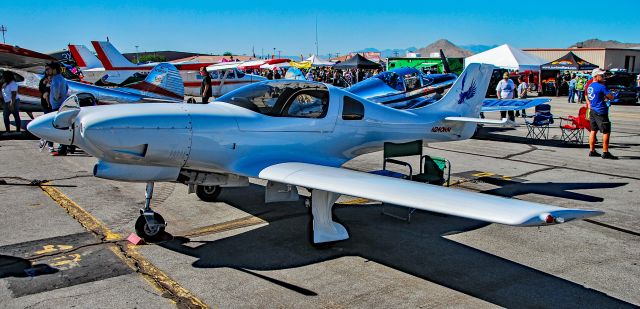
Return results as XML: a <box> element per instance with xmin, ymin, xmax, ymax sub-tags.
<box><xmin>560</xmin><ymin>107</ymin><xmax>590</xmax><ymax>144</ymax></box>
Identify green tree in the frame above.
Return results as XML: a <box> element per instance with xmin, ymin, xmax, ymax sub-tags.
<box><xmin>223</xmin><ymin>51</ymin><xmax>233</xmax><ymax>56</ymax></box>
<box><xmin>138</xmin><ymin>54</ymin><xmax>167</xmax><ymax>63</ymax></box>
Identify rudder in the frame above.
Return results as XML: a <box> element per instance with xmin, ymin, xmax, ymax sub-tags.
<box><xmin>68</xmin><ymin>44</ymin><xmax>103</xmax><ymax>70</ymax></box>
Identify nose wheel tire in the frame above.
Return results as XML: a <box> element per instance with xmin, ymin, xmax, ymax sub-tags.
<box><xmin>135</xmin><ymin>213</ymin><xmax>166</xmax><ymax>242</ymax></box>
<box><xmin>187</xmin><ymin>97</ymin><xmax>196</xmax><ymax>104</ymax></box>
<box><xmin>196</xmin><ymin>185</ymin><xmax>221</xmax><ymax>202</ymax></box>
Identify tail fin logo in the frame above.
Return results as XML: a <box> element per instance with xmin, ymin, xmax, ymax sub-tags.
<box><xmin>457</xmin><ymin>72</ymin><xmax>477</xmax><ymax>105</ymax></box>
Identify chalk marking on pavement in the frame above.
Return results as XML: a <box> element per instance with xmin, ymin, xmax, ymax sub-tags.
<box><xmin>39</xmin><ymin>182</ymin><xmax>209</xmax><ymax>309</ymax></box>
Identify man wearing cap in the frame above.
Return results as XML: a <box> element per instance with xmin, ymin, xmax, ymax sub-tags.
<box><xmin>587</xmin><ymin>68</ymin><xmax>616</xmax><ymax>159</ymax></box>
<box><xmin>199</xmin><ymin>67</ymin><xmax>212</xmax><ymax>104</ymax></box>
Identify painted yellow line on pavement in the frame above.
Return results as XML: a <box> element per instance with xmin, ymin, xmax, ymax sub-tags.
<box><xmin>40</xmin><ymin>182</ymin><xmax>121</xmax><ymax>241</ymax></box>
<box><xmin>39</xmin><ymin>182</ymin><xmax>209</xmax><ymax>309</ymax></box>
<box><xmin>182</xmin><ymin>215</ymin><xmax>266</xmax><ymax>238</ymax></box>
<box><xmin>109</xmin><ymin>245</ymin><xmax>209</xmax><ymax>309</ymax></box>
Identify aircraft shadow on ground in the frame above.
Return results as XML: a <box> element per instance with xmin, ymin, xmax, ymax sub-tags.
<box><xmin>474</xmin><ymin>126</ymin><xmax>640</xmax><ymax>150</ymax></box>
<box><xmin>473</xmin><ymin>177</ymin><xmax>628</xmax><ymax>202</ymax></box>
<box><xmin>0</xmin><ymin>255</ymin><xmax>58</xmax><ymax>278</ymax></box>
<box><xmin>159</xmin><ymin>184</ymin><xmax>634</xmax><ymax>308</ymax></box>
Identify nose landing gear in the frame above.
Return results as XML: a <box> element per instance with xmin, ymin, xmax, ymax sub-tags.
<box><xmin>134</xmin><ymin>182</ymin><xmax>166</xmax><ymax>242</ymax></box>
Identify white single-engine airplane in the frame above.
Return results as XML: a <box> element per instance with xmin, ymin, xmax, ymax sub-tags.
<box><xmin>28</xmin><ymin>63</ymin><xmax>603</xmax><ymax>244</ymax></box>
<box><xmin>70</xmin><ymin>41</ymin><xmax>266</xmax><ymax>99</ymax></box>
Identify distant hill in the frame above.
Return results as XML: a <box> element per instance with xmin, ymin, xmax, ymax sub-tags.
<box><xmin>122</xmin><ymin>51</ymin><xmax>206</xmax><ymax>62</ymax></box>
<box><xmin>417</xmin><ymin>39</ymin><xmax>473</xmax><ymax>58</ymax></box>
<box><xmin>460</xmin><ymin>44</ymin><xmax>498</xmax><ymax>54</ymax></box>
<box><xmin>570</xmin><ymin>39</ymin><xmax>640</xmax><ymax>49</ymax></box>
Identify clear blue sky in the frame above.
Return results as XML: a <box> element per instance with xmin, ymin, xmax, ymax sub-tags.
<box><xmin>2</xmin><ymin>0</ymin><xmax>638</xmax><ymax>56</ymax></box>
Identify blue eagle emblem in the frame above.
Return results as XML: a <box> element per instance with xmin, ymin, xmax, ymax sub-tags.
<box><xmin>457</xmin><ymin>73</ymin><xmax>477</xmax><ymax>104</ymax></box>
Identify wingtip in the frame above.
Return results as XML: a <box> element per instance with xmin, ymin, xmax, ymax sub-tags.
<box><xmin>518</xmin><ymin>209</ymin><xmax>605</xmax><ymax>226</ymax></box>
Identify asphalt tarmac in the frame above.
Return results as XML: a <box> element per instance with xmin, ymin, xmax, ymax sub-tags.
<box><xmin>0</xmin><ymin>98</ymin><xmax>638</xmax><ymax>308</ymax></box>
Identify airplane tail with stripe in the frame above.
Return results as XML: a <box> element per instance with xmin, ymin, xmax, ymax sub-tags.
<box><xmin>68</xmin><ymin>44</ymin><xmax>103</xmax><ymax>70</ymax></box>
<box><xmin>91</xmin><ymin>41</ymin><xmax>137</xmax><ymax>69</ymax></box>
<box><xmin>122</xmin><ymin>63</ymin><xmax>184</xmax><ymax>102</ymax></box>
<box><xmin>410</xmin><ymin>63</ymin><xmax>495</xmax><ymax>140</ymax></box>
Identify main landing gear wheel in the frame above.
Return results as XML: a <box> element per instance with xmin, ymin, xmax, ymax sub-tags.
<box><xmin>187</xmin><ymin>97</ymin><xmax>196</xmax><ymax>104</ymax></box>
<box><xmin>135</xmin><ymin>213</ymin><xmax>165</xmax><ymax>242</ymax></box>
<box><xmin>196</xmin><ymin>185</ymin><xmax>221</xmax><ymax>202</ymax></box>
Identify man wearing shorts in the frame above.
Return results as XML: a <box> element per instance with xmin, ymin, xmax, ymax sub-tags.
<box><xmin>587</xmin><ymin>68</ymin><xmax>616</xmax><ymax>159</ymax></box>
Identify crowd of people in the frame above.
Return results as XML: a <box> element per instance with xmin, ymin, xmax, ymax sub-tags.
<box><xmin>245</xmin><ymin>67</ymin><xmax>382</xmax><ymax>87</ymax></box>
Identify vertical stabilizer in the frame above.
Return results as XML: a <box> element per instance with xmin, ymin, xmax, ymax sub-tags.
<box><xmin>414</xmin><ymin>63</ymin><xmax>494</xmax><ymax>118</ymax></box>
<box><xmin>91</xmin><ymin>41</ymin><xmax>136</xmax><ymax>69</ymax></box>
<box><xmin>122</xmin><ymin>63</ymin><xmax>184</xmax><ymax>102</ymax></box>
<box><xmin>68</xmin><ymin>44</ymin><xmax>103</xmax><ymax>70</ymax></box>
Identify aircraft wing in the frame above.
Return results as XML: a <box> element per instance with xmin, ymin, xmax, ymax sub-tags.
<box><xmin>206</xmin><ymin>61</ymin><xmax>247</xmax><ymax>71</ymax></box>
<box><xmin>481</xmin><ymin>98</ymin><xmax>551</xmax><ymax>112</ymax></box>
<box><xmin>0</xmin><ymin>43</ymin><xmax>56</xmax><ymax>72</ymax></box>
<box><xmin>258</xmin><ymin>162</ymin><xmax>603</xmax><ymax>226</ymax></box>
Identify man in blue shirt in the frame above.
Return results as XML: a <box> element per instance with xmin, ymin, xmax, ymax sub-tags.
<box><xmin>587</xmin><ymin>68</ymin><xmax>615</xmax><ymax>159</ymax></box>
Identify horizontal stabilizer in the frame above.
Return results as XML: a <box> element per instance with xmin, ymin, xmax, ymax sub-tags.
<box><xmin>259</xmin><ymin>163</ymin><xmax>603</xmax><ymax>226</ymax></box>
<box><xmin>481</xmin><ymin>98</ymin><xmax>551</xmax><ymax>112</ymax></box>
<box><xmin>444</xmin><ymin>117</ymin><xmax>508</xmax><ymax>124</ymax></box>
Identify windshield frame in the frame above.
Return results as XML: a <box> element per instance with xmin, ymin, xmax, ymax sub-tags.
<box><xmin>217</xmin><ymin>81</ymin><xmax>329</xmax><ymax>117</ymax></box>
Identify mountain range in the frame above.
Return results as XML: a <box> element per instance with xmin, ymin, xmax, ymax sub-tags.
<box><xmin>355</xmin><ymin>39</ymin><xmax>498</xmax><ymax>58</ymax></box>
<box><xmin>569</xmin><ymin>39</ymin><xmax>640</xmax><ymax>49</ymax></box>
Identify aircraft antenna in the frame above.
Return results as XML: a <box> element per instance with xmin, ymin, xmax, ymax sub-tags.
<box><xmin>0</xmin><ymin>25</ymin><xmax>7</xmax><ymax>44</ymax></box>
<box><xmin>315</xmin><ymin>15</ymin><xmax>319</xmax><ymax>56</ymax></box>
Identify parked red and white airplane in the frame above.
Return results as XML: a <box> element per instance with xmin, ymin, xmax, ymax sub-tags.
<box><xmin>69</xmin><ymin>41</ymin><xmax>266</xmax><ymax>99</ymax></box>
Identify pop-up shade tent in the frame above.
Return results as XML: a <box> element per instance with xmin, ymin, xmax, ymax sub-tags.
<box><xmin>540</xmin><ymin>52</ymin><xmax>598</xmax><ymax>71</ymax></box>
<box><xmin>306</xmin><ymin>54</ymin><xmax>333</xmax><ymax>67</ymax></box>
<box><xmin>332</xmin><ymin>54</ymin><xmax>382</xmax><ymax>69</ymax></box>
<box><xmin>464</xmin><ymin>44</ymin><xmax>547</xmax><ymax>71</ymax></box>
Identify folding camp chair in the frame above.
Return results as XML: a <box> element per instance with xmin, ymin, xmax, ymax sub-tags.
<box><xmin>371</xmin><ymin>140</ymin><xmax>451</xmax><ymax>222</ymax></box>
<box><xmin>525</xmin><ymin>104</ymin><xmax>554</xmax><ymax>140</ymax></box>
<box><xmin>560</xmin><ymin>106</ymin><xmax>590</xmax><ymax>144</ymax></box>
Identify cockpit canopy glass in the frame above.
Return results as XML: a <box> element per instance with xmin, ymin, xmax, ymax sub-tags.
<box><xmin>373</xmin><ymin>71</ymin><xmax>404</xmax><ymax>91</ymax></box>
<box><xmin>217</xmin><ymin>81</ymin><xmax>329</xmax><ymax>118</ymax></box>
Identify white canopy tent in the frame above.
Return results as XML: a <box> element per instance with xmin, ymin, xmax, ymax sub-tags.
<box><xmin>305</xmin><ymin>54</ymin><xmax>334</xmax><ymax>67</ymax></box>
<box><xmin>464</xmin><ymin>44</ymin><xmax>548</xmax><ymax>71</ymax></box>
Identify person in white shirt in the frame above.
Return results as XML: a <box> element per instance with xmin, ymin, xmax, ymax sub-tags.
<box><xmin>1</xmin><ymin>71</ymin><xmax>21</xmax><ymax>134</ymax></box>
<box><xmin>496</xmin><ymin>72</ymin><xmax>516</xmax><ymax>122</ymax></box>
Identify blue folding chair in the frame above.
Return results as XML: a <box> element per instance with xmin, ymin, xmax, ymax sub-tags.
<box><xmin>525</xmin><ymin>103</ymin><xmax>554</xmax><ymax>140</ymax></box>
